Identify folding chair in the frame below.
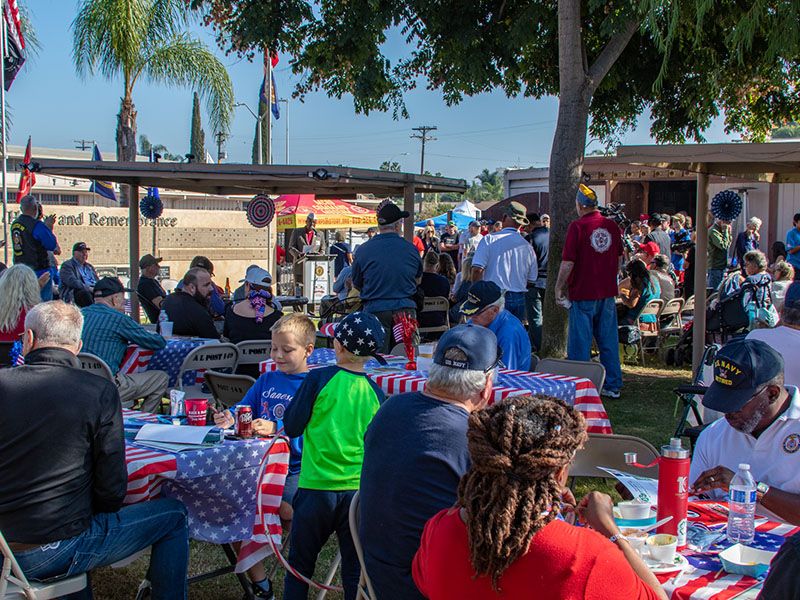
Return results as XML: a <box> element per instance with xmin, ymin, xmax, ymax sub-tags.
<box><xmin>348</xmin><ymin>491</ymin><xmax>378</xmax><ymax>600</ymax></box>
<box><xmin>160</xmin><ymin>279</ymin><xmax>179</xmax><ymax>294</ymax></box>
<box><xmin>637</xmin><ymin>299</ymin><xmax>664</xmax><ymax>364</ymax></box>
<box><xmin>204</xmin><ymin>370</ymin><xmax>256</xmax><ymax>410</ymax></box>
<box><xmin>1</xmin><ymin>528</ymin><xmax>88</xmax><ymax>599</ymax></box>
<box><xmin>657</xmin><ymin>297</ymin><xmax>685</xmax><ymax>354</ymax></box>
<box><xmin>175</xmin><ymin>343</ymin><xmax>239</xmax><ymax>397</ymax></box>
<box><xmin>0</xmin><ymin>342</ymin><xmax>16</xmax><ymax>368</ymax></box>
<box><xmin>530</xmin><ymin>353</ymin><xmax>539</xmax><ymax>371</ymax></box>
<box><xmin>680</xmin><ymin>294</ymin><xmax>695</xmax><ymax>321</ymax></box>
<box><xmin>418</xmin><ymin>296</ymin><xmax>450</xmax><ymax>338</ymax></box>
<box><xmin>77</xmin><ymin>352</ymin><xmax>116</xmax><ymax>384</ymax></box>
<box><xmin>235</xmin><ymin>340</ymin><xmax>273</xmax><ymax>378</ymax></box>
<box><xmin>536</xmin><ymin>358</ymin><xmax>606</xmax><ymax>395</ymax></box>
<box><xmin>569</xmin><ymin>433</ymin><xmax>660</xmax><ymax>484</ymax></box>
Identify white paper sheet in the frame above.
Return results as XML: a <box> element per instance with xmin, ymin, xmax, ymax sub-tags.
<box><xmin>598</xmin><ymin>466</ymin><xmax>659</xmax><ymax>505</ymax></box>
<box><xmin>135</xmin><ymin>423</ymin><xmax>215</xmax><ymax>445</ymax></box>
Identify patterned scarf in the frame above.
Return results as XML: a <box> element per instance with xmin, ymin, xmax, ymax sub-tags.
<box><xmin>248</xmin><ymin>289</ymin><xmax>272</xmax><ymax>323</ymax></box>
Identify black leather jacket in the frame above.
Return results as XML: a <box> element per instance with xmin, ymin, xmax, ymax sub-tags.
<box><xmin>0</xmin><ymin>347</ymin><xmax>126</xmax><ymax>544</ymax></box>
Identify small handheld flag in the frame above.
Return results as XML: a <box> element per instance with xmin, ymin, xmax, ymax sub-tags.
<box><xmin>16</xmin><ymin>136</ymin><xmax>35</xmax><ymax>202</ymax></box>
<box><xmin>88</xmin><ymin>145</ymin><xmax>117</xmax><ymax>202</ymax></box>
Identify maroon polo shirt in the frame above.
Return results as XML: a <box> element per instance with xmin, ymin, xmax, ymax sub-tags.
<box><xmin>562</xmin><ymin>211</ymin><xmax>623</xmax><ymax>301</ymax></box>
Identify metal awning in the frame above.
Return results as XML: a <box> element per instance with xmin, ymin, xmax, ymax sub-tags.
<box><xmin>30</xmin><ymin>160</ymin><xmax>467</xmax><ymax>197</ymax></box>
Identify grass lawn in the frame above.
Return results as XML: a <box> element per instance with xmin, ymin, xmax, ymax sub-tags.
<box><xmin>92</xmin><ymin>362</ymin><xmax>693</xmax><ymax>599</ymax></box>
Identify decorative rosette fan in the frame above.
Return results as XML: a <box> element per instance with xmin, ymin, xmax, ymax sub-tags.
<box><xmin>710</xmin><ymin>189</ymin><xmax>743</xmax><ymax>222</ymax></box>
<box><xmin>247</xmin><ymin>194</ymin><xmax>276</xmax><ymax>228</ymax></box>
<box><xmin>140</xmin><ymin>193</ymin><xmax>163</xmax><ymax>219</ymax></box>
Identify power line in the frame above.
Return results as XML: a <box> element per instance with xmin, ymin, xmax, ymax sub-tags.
<box><xmin>410</xmin><ymin>125</ymin><xmax>437</xmax><ymax>174</ymax></box>
<box><xmin>74</xmin><ymin>139</ymin><xmax>95</xmax><ymax>151</ymax></box>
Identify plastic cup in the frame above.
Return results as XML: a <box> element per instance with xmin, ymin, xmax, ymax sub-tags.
<box><xmin>418</xmin><ymin>343</ymin><xmax>435</xmax><ymax>358</ymax></box>
<box><xmin>646</xmin><ymin>533</ymin><xmax>677</xmax><ymax>564</ymax></box>
<box><xmin>160</xmin><ymin>321</ymin><xmax>173</xmax><ymax>338</ymax></box>
<box><xmin>185</xmin><ymin>398</ymin><xmax>208</xmax><ymax>426</ymax></box>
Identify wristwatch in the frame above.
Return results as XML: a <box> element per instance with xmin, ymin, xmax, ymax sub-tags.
<box><xmin>756</xmin><ymin>481</ymin><xmax>770</xmax><ymax>501</ymax></box>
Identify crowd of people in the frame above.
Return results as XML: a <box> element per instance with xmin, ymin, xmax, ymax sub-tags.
<box><xmin>3</xmin><ymin>190</ymin><xmax>800</xmax><ymax>599</ymax></box>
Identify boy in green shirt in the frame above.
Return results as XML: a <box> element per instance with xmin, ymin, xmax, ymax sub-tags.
<box><xmin>283</xmin><ymin>311</ymin><xmax>387</xmax><ymax>599</ymax></box>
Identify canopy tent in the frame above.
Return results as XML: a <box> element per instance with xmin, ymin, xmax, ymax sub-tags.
<box><xmin>452</xmin><ymin>199</ymin><xmax>480</xmax><ymax>218</ymax></box>
<box><xmin>415</xmin><ymin>211</ymin><xmax>474</xmax><ymax>230</ymax></box>
<box><xmin>26</xmin><ymin>160</ymin><xmax>466</xmax><ymax>320</ymax></box>
<box><xmin>274</xmin><ymin>194</ymin><xmax>376</xmax><ymax>231</ymax></box>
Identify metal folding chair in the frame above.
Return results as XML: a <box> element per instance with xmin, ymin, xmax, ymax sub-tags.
<box><xmin>536</xmin><ymin>358</ymin><xmax>606</xmax><ymax>395</ymax></box>
<box><xmin>348</xmin><ymin>491</ymin><xmax>377</xmax><ymax>600</ymax></box>
<box><xmin>77</xmin><ymin>351</ymin><xmax>116</xmax><ymax>383</ymax></box>
<box><xmin>204</xmin><ymin>370</ymin><xmax>256</xmax><ymax>410</ymax></box>
<box><xmin>1</xmin><ymin>528</ymin><xmax>88</xmax><ymax>599</ymax></box>
<box><xmin>175</xmin><ymin>343</ymin><xmax>239</xmax><ymax>397</ymax></box>
<box><xmin>418</xmin><ymin>296</ymin><xmax>450</xmax><ymax>338</ymax></box>
<box><xmin>569</xmin><ymin>433</ymin><xmax>660</xmax><ymax>482</ymax></box>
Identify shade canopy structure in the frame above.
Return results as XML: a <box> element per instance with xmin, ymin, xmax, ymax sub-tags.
<box><xmin>29</xmin><ymin>160</ymin><xmax>467</xmax><ymax>320</ymax></box>
<box><xmin>415</xmin><ymin>211</ymin><xmax>475</xmax><ymax>229</ymax></box>
<box><xmin>274</xmin><ymin>194</ymin><xmax>376</xmax><ymax>231</ymax></box>
<box><xmin>610</xmin><ymin>141</ymin><xmax>800</xmax><ymax>373</ymax></box>
<box><xmin>452</xmin><ymin>199</ymin><xmax>480</xmax><ymax>218</ymax></box>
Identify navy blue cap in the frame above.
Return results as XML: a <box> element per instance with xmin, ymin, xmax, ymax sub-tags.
<box><xmin>459</xmin><ymin>281</ymin><xmax>502</xmax><ymax>316</ymax></box>
<box><xmin>93</xmin><ymin>276</ymin><xmax>132</xmax><ymax>298</ymax></box>
<box><xmin>334</xmin><ymin>311</ymin><xmax>386</xmax><ymax>362</ymax></box>
<box><xmin>784</xmin><ymin>282</ymin><xmax>800</xmax><ymax>310</ymax></box>
<box><xmin>703</xmin><ymin>338</ymin><xmax>784</xmax><ymax>413</ymax></box>
<box><xmin>433</xmin><ymin>324</ymin><xmax>501</xmax><ymax>371</ymax></box>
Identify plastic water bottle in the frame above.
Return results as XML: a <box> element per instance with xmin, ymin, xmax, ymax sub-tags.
<box><xmin>158</xmin><ymin>309</ymin><xmax>168</xmax><ymax>332</ymax></box>
<box><xmin>727</xmin><ymin>463</ymin><xmax>756</xmax><ymax>545</ymax></box>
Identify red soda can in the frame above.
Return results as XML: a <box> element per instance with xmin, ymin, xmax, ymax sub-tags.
<box><xmin>235</xmin><ymin>406</ymin><xmax>253</xmax><ymax>438</ymax></box>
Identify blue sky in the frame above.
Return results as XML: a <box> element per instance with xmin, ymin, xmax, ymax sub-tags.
<box><xmin>12</xmin><ymin>0</ymin><xmax>736</xmax><ymax>182</ymax></box>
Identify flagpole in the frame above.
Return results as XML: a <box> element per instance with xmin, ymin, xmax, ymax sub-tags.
<box><xmin>266</xmin><ymin>50</ymin><xmax>272</xmax><ymax>166</ymax></box>
<box><xmin>1</xmin><ymin>15</ymin><xmax>8</xmax><ymax>264</ymax></box>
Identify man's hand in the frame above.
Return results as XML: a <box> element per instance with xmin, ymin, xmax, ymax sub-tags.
<box><xmin>691</xmin><ymin>466</ymin><xmax>735</xmax><ymax>495</ymax></box>
<box><xmin>37</xmin><ymin>271</ymin><xmax>51</xmax><ymax>289</ymax></box>
<box><xmin>253</xmin><ymin>419</ymin><xmax>276</xmax><ymax>436</ymax></box>
<box><xmin>577</xmin><ymin>491</ymin><xmax>619</xmax><ymax>537</ymax></box>
<box><xmin>44</xmin><ymin>214</ymin><xmax>56</xmax><ymax>229</ymax></box>
<box><xmin>212</xmin><ymin>408</ymin><xmax>235</xmax><ymax>429</ymax></box>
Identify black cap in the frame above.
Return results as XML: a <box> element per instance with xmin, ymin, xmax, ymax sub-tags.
<box><xmin>703</xmin><ymin>338</ymin><xmax>784</xmax><ymax>413</ymax></box>
<box><xmin>433</xmin><ymin>324</ymin><xmax>501</xmax><ymax>371</ymax></box>
<box><xmin>93</xmin><ymin>276</ymin><xmax>132</xmax><ymax>298</ymax></box>
<box><xmin>376</xmin><ymin>202</ymin><xmax>409</xmax><ymax>225</ymax></box>
<box><xmin>459</xmin><ymin>280</ymin><xmax>502</xmax><ymax>316</ymax></box>
<box><xmin>190</xmin><ymin>255</ymin><xmax>214</xmax><ymax>274</ymax></box>
<box><xmin>73</xmin><ymin>242</ymin><xmax>90</xmax><ymax>252</ymax></box>
<box><xmin>139</xmin><ymin>254</ymin><xmax>162</xmax><ymax>268</ymax></box>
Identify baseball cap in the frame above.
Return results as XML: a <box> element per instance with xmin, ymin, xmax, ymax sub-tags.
<box><xmin>541</xmin><ymin>213</ymin><xmax>550</xmax><ymax>220</ymax></box>
<box><xmin>784</xmin><ymin>282</ymin><xmax>800</xmax><ymax>310</ymax></box>
<box><xmin>459</xmin><ymin>280</ymin><xmax>502</xmax><ymax>316</ymax></box>
<box><xmin>433</xmin><ymin>323</ymin><xmax>502</xmax><ymax>372</ymax></box>
<box><xmin>240</xmin><ymin>265</ymin><xmax>272</xmax><ymax>286</ymax></box>
<box><xmin>576</xmin><ymin>184</ymin><xmax>598</xmax><ymax>207</ymax></box>
<box><xmin>190</xmin><ymin>256</ymin><xmax>214</xmax><ymax>275</ymax></box>
<box><xmin>307</xmin><ymin>212</ymin><xmax>317</xmax><ymax>222</ymax></box>
<box><xmin>638</xmin><ymin>241</ymin><xmax>660</xmax><ymax>258</ymax></box>
<box><xmin>638</xmin><ymin>213</ymin><xmax>650</xmax><ymax>222</ymax></box>
<box><xmin>376</xmin><ymin>202</ymin><xmax>409</xmax><ymax>225</ymax></box>
<box><xmin>72</xmin><ymin>242</ymin><xmax>90</xmax><ymax>252</ymax></box>
<box><xmin>93</xmin><ymin>276</ymin><xmax>132</xmax><ymax>298</ymax></box>
<box><xmin>333</xmin><ymin>311</ymin><xmax>386</xmax><ymax>363</ymax></box>
<box><xmin>447</xmin><ymin>220</ymin><xmax>456</xmax><ymax>226</ymax></box>
<box><xmin>139</xmin><ymin>254</ymin><xmax>162</xmax><ymax>268</ymax></box>
<box><xmin>502</xmin><ymin>201</ymin><xmax>530</xmax><ymax>226</ymax></box>
<box><xmin>469</xmin><ymin>220</ymin><xmax>480</xmax><ymax>228</ymax></box>
<box><xmin>702</xmin><ymin>338</ymin><xmax>784</xmax><ymax>413</ymax></box>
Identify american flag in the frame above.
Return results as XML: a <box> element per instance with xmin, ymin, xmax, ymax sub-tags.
<box><xmin>3</xmin><ymin>0</ymin><xmax>25</xmax><ymax>49</ymax></box>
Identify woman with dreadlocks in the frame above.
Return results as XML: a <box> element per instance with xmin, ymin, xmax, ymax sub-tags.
<box><xmin>412</xmin><ymin>395</ymin><xmax>667</xmax><ymax>599</ymax></box>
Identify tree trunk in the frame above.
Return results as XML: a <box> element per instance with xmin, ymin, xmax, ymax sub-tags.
<box><xmin>116</xmin><ymin>95</ymin><xmax>137</xmax><ymax>207</ymax></box>
<box><xmin>540</xmin><ymin>88</ymin><xmax>591</xmax><ymax>357</ymax></box>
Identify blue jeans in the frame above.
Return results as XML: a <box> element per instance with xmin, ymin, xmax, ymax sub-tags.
<box><xmin>707</xmin><ymin>269</ymin><xmax>724</xmax><ymax>290</ymax></box>
<box><xmin>567</xmin><ymin>298</ymin><xmax>622</xmax><ymax>392</ymax></box>
<box><xmin>13</xmin><ymin>499</ymin><xmax>189</xmax><ymax>600</ymax></box>
<box><xmin>284</xmin><ymin>488</ymin><xmax>359</xmax><ymax>600</ymax></box>
<box><xmin>525</xmin><ymin>287</ymin><xmax>545</xmax><ymax>352</ymax></box>
<box><xmin>504</xmin><ymin>291</ymin><xmax>527</xmax><ymax>323</ymax></box>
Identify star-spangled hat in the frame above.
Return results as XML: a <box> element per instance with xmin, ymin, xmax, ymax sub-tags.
<box><xmin>333</xmin><ymin>312</ymin><xmax>387</xmax><ymax>363</ymax></box>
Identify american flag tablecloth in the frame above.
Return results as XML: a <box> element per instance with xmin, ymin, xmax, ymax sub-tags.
<box><xmin>118</xmin><ymin>337</ymin><xmax>217</xmax><ymax>387</ymax></box>
<box><xmin>121</xmin><ymin>409</ymin><xmax>290</xmax><ymax>572</ymax></box>
<box><xmin>657</xmin><ymin>501</ymin><xmax>799</xmax><ymax>599</ymax></box>
<box><xmin>259</xmin><ymin>348</ymin><xmax>612</xmax><ymax>434</ymax></box>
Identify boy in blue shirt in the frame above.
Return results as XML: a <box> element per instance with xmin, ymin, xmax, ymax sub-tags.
<box><xmin>282</xmin><ymin>311</ymin><xmax>387</xmax><ymax>600</ymax></box>
<box><xmin>213</xmin><ymin>313</ymin><xmax>315</xmax><ymax>600</ymax></box>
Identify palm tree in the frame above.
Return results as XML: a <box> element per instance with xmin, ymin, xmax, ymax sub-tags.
<box><xmin>72</xmin><ymin>0</ymin><xmax>233</xmax><ymax>201</ymax></box>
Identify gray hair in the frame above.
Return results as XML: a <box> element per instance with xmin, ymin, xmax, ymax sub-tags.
<box><xmin>744</xmin><ymin>250</ymin><xmax>768</xmax><ymax>272</ymax></box>
<box><xmin>19</xmin><ymin>195</ymin><xmax>38</xmax><ymax>215</ymax></box>
<box><xmin>379</xmin><ymin>220</ymin><xmax>402</xmax><ymax>234</ymax></box>
<box><xmin>427</xmin><ymin>361</ymin><xmax>496</xmax><ymax>400</ymax></box>
<box><xmin>490</xmin><ymin>295</ymin><xmax>505</xmax><ymax>312</ymax></box>
<box><xmin>25</xmin><ymin>301</ymin><xmax>83</xmax><ymax>347</ymax></box>
<box><xmin>748</xmin><ymin>217</ymin><xmax>762</xmax><ymax>229</ymax></box>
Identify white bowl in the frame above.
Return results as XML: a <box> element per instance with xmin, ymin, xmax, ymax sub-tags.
<box><xmin>646</xmin><ymin>534</ymin><xmax>678</xmax><ymax>564</ymax></box>
<box><xmin>618</xmin><ymin>500</ymin><xmax>653</xmax><ymax>520</ymax></box>
<box><xmin>621</xmin><ymin>528</ymin><xmax>648</xmax><ymax>552</ymax></box>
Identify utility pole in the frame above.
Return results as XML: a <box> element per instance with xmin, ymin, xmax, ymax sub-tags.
<box><xmin>264</xmin><ymin>49</ymin><xmax>273</xmax><ymax>165</ymax></box>
<box><xmin>215</xmin><ymin>132</ymin><xmax>227</xmax><ymax>163</ymax></box>
<box><xmin>74</xmin><ymin>139</ymin><xmax>95</xmax><ymax>151</ymax></box>
<box><xmin>411</xmin><ymin>126</ymin><xmax>437</xmax><ymax>174</ymax></box>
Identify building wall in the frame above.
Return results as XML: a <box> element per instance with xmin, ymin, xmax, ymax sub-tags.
<box><xmin>6</xmin><ymin>205</ymin><xmax>276</xmax><ymax>286</ymax></box>
<box><xmin>778</xmin><ymin>184</ymin><xmax>800</xmax><ymax>243</ymax></box>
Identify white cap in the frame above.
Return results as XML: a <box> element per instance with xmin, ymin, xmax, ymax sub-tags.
<box><xmin>738</xmin><ymin>463</ymin><xmax>750</xmax><ymax>470</ymax></box>
<box><xmin>239</xmin><ymin>265</ymin><xmax>272</xmax><ymax>286</ymax></box>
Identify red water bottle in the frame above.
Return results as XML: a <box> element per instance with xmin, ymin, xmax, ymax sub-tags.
<box><xmin>625</xmin><ymin>437</ymin><xmax>691</xmax><ymax>548</ymax></box>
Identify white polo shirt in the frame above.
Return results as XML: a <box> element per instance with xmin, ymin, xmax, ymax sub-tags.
<box><xmin>689</xmin><ymin>386</ymin><xmax>800</xmax><ymax>523</ymax></box>
<box><xmin>471</xmin><ymin>228</ymin><xmax>537</xmax><ymax>293</ymax></box>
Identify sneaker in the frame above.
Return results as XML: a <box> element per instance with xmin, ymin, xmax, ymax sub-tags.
<box><xmin>601</xmin><ymin>388</ymin><xmax>621</xmax><ymax>399</ymax></box>
<box><xmin>249</xmin><ymin>578</ymin><xmax>275</xmax><ymax>600</ymax></box>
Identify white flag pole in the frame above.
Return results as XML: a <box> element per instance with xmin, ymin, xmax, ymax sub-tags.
<box><xmin>1</xmin><ymin>10</ymin><xmax>9</xmax><ymax>264</ymax></box>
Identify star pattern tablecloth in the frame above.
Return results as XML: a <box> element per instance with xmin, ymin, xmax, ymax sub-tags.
<box><xmin>259</xmin><ymin>348</ymin><xmax>612</xmax><ymax>434</ymax></box>
<box><xmin>121</xmin><ymin>409</ymin><xmax>289</xmax><ymax>572</ymax></box>
<box><xmin>119</xmin><ymin>337</ymin><xmax>218</xmax><ymax>387</ymax></box>
<box><xmin>657</xmin><ymin>501</ymin><xmax>799</xmax><ymax>599</ymax></box>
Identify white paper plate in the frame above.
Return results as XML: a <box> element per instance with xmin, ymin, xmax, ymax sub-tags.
<box><xmin>644</xmin><ymin>553</ymin><xmax>689</xmax><ymax>574</ymax></box>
